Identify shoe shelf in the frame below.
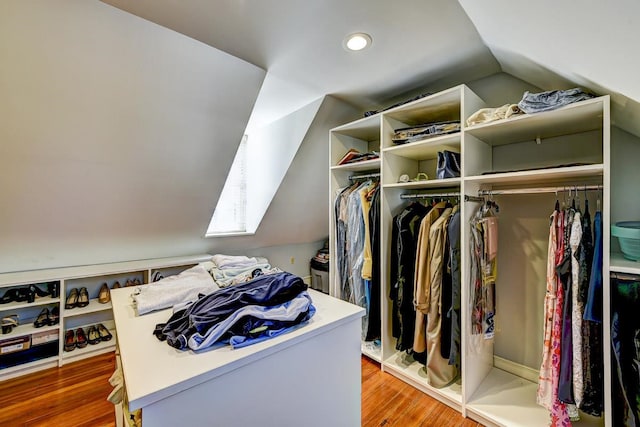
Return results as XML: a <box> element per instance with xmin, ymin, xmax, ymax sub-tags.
<box><xmin>0</xmin><ymin>254</ymin><xmax>212</xmax><ymax>379</ymax></box>
<box><xmin>61</xmin><ymin>323</ymin><xmax>117</xmax><ymax>363</ymax></box>
<box><xmin>61</xmin><ymin>334</ymin><xmax>116</xmax><ymax>363</ymax></box>
<box><xmin>0</xmin><ymin>355</ymin><xmax>59</xmax><ymax>381</ymax></box>
<box><xmin>64</xmin><ymin>299</ymin><xmax>112</xmax><ymax>317</ymax></box>
<box><xmin>0</xmin><ymin>296</ymin><xmax>60</xmax><ymax>312</ymax></box>
<box><xmin>1</xmin><ymin>323</ymin><xmax>59</xmax><ymax>340</ymax></box>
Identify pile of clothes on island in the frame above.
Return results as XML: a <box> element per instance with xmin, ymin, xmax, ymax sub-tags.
<box><xmin>130</xmin><ymin>255</ymin><xmax>315</xmax><ymax>351</ymax></box>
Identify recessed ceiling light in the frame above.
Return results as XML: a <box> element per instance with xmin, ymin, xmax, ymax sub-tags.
<box><xmin>344</xmin><ymin>33</ymin><xmax>372</xmax><ymax>52</ymax></box>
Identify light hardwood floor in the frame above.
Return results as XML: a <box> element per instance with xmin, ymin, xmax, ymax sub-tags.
<box><xmin>0</xmin><ymin>353</ymin><xmax>482</xmax><ymax>426</ymax></box>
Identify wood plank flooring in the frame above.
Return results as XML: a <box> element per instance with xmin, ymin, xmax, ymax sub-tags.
<box><xmin>0</xmin><ymin>353</ymin><xmax>482</xmax><ymax>426</ymax></box>
<box><xmin>361</xmin><ymin>356</ymin><xmax>482</xmax><ymax>427</ymax></box>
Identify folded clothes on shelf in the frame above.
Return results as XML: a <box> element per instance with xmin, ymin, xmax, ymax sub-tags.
<box><xmin>392</xmin><ymin>120</ymin><xmax>460</xmax><ymax>145</ymax></box>
<box><xmin>337</xmin><ymin>148</ymin><xmax>379</xmax><ymax>165</ymax></box>
<box><xmin>364</xmin><ymin>92</ymin><xmax>433</xmax><ymax>117</ymax></box>
<box><xmin>517</xmin><ymin>88</ymin><xmax>594</xmax><ymax>114</ymax></box>
<box><xmin>466</xmin><ymin>104</ymin><xmax>523</xmax><ymax>127</ymax></box>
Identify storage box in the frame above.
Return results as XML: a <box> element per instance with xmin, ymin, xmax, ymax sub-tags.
<box><xmin>0</xmin><ymin>335</ymin><xmax>31</xmax><ymax>355</ymax></box>
<box><xmin>311</xmin><ymin>268</ymin><xmax>329</xmax><ymax>294</ymax></box>
<box><xmin>32</xmin><ymin>329</ymin><xmax>59</xmax><ymax>346</ymax></box>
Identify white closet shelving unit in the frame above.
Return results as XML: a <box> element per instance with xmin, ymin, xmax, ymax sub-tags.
<box><xmin>330</xmin><ymin>84</ymin><xmax>615</xmax><ymax>426</ymax></box>
<box><xmin>0</xmin><ymin>254</ymin><xmax>211</xmax><ymax>380</ymax></box>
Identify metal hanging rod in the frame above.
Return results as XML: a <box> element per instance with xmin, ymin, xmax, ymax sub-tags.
<box><xmin>611</xmin><ymin>271</ymin><xmax>640</xmax><ymax>280</ymax></box>
<box><xmin>464</xmin><ymin>195</ymin><xmax>485</xmax><ymax>202</ymax></box>
<box><xmin>349</xmin><ymin>172</ymin><xmax>380</xmax><ymax>181</ymax></box>
<box><xmin>400</xmin><ymin>192</ymin><xmax>460</xmax><ymax>200</ymax></box>
<box><xmin>477</xmin><ymin>184</ymin><xmax>603</xmax><ymax>196</ymax></box>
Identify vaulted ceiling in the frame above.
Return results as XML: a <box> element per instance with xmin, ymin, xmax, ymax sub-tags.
<box><xmin>101</xmin><ymin>0</ymin><xmax>640</xmax><ymax>135</ymax></box>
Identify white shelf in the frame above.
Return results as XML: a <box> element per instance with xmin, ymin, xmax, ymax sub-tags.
<box><xmin>382</xmin><ymin>351</ymin><xmax>462</xmax><ymax>409</ymax></box>
<box><xmin>382</xmin><ymin>133</ymin><xmax>460</xmax><ymax>160</ymax></box>
<box><xmin>610</xmin><ymin>252</ymin><xmax>640</xmax><ymax>274</ymax></box>
<box><xmin>0</xmin><ymin>323</ymin><xmax>59</xmax><ymax>340</ymax></box>
<box><xmin>383</xmin><ymin>178</ymin><xmax>460</xmax><ymax>190</ymax></box>
<box><xmin>466</xmin><ymin>367</ymin><xmax>603</xmax><ymax>427</ymax></box>
<box><xmin>330</xmin><ymin>158</ymin><xmax>380</xmax><ymax>172</ymax></box>
<box><xmin>0</xmin><ymin>254</ymin><xmax>212</xmax><ymax>286</ymax></box>
<box><xmin>63</xmin><ymin>298</ymin><xmax>112</xmax><ymax>317</ymax></box>
<box><xmin>464</xmin><ymin>97</ymin><xmax>606</xmax><ymax>146</ymax></box>
<box><xmin>331</xmin><ymin>115</ymin><xmax>380</xmax><ymax>140</ymax></box>
<box><xmin>383</xmin><ymin>86</ymin><xmax>462</xmax><ymax>125</ymax></box>
<box><xmin>0</xmin><ymin>296</ymin><xmax>60</xmax><ymax>312</ymax></box>
<box><xmin>361</xmin><ymin>341</ymin><xmax>381</xmax><ymax>362</ymax></box>
<box><xmin>464</xmin><ymin>164</ymin><xmax>604</xmax><ymax>186</ymax></box>
<box><xmin>0</xmin><ymin>356</ymin><xmax>58</xmax><ymax>379</ymax></box>
<box><xmin>61</xmin><ymin>328</ymin><xmax>117</xmax><ymax>361</ymax></box>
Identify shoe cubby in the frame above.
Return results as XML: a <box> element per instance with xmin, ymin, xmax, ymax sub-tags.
<box><xmin>0</xmin><ymin>254</ymin><xmax>212</xmax><ymax>380</ymax></box>
<box><xmin>62</xmin><ymin>319</ymin><xmax>116</xmax><ymax>363</ymax></box>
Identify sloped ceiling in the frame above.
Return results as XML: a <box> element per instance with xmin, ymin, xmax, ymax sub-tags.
<box><xmin>100</xmin><ymin>0</ymin><xmax>501</xmax><ymax>131</ymax></box>
<box><xmin>457</xmin><ymin>0</ymin><xmax>640</xmax><ymax>136</ymax></box>
<box><xmin>0</xmin><ymin>1</ymin><xmax>264</xmax><ymax>272</ymax></box>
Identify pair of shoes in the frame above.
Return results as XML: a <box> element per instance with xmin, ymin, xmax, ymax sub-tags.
<box><xmin>98</xmin><ymin>283</ymin><xmax>111</xmax><ymax>304</ymax></box>
<box><xmin>1</xmin><ymin>314</ymin><xmax>18</xmax><ymax>334</ymax></box>
<box><xmin>124</xmin><ymin>278</ymin><xmax>142</xmax><ymax>287</ymax></box>
<box><xmin>152</xmin><ymin>271</ymin><xmax>164</xmax><ymax>282</ymax></box>
<box><xmin>0</xmin><ymin>287</ymin><xmax>33</xmax><ymax>304</ymax></box>
<box><xmin>65</xmin><ymin>287</ymin><xmax>89</xmax><ymax>309</ymax></box>
<box><xmin>64</xmin><ymin>327</ymin><xmax>88</xmax><ymax>352</ymax></box>
<box><xmin>33</xmin><ymin>307</ymin><xmax>60</xmax><ymax>328</ymax></box>
<box><xmin>112</xmin><ymin>281</ymin><xmax>121</xmax><ymax>289</ymax></box>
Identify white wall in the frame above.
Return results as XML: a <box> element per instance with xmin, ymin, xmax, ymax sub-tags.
<box><xmin>0</xmin><ymin>0</ymin><xmax>264</xmax><ymax>272</ymax></box>
<box><xmin>245</xmin><ymin>97</ymin><xmax>324</xmax><ymax>232</ymax></box>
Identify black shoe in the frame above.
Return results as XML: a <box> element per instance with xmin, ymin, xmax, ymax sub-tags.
<box><xmin>48</xmin><ymin>306</ymin><xmax>59</xmax><ymax>326</ymax></box>
<box><xmin>65</xmin><ymin>288</ymin><xmax>78</xmax><ymax>309</ymax></box>
<box><xmin>34</xmin><ymin>308</ymin><xmax>50</xmax><ymax>328</ymax></box>
<box><xmin>48</xmin><ymin>282</ymin><xmax>59</xmax><ymax>299</ymax></box>
<box><xmin>87</xmin><ymin>326</ymin><xmax>101</xmax><ymax>345</ymax></box>
<box><xmin>77</xmin><ymin>287</ymin><xmax>89</xmax><ymax>308</ymax></box>
<box><xmin>97</xmin><ymin>323</ymin><xmax>113</xmax><ymax>341</ymax></box>
<box><xmin>30</xmin><ymin>284</ymin><xmax>49</xmax><ymax>298</ymax></box>
<box><xmin>0</xmin><ymin>288</ymin><xmax>19</xmax><ymax>304</ymax></box>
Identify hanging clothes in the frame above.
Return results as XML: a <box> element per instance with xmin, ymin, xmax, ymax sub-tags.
<box><xmin>334</xmin><ymin>179</ymin><xmax>379</xmax><ymax>340</ymax></box>
<box><xmin>413</xmin><ymin>201</ymin><xmax>449</xmax><ymax>354</ymax></box>
<box><xmin>425</xmin><ymin>204</ymin><xmax>458</xmax><ymax>388</ymax></box>
<box><xmin>365</xmin><ymin>186</ymin><xmax>381</xmax><ymax>341</ymax></box>
<box><xmin>446</xmin><ymin>209</ymin><xmax>462</xmax><ymax>371</ymax></box>
<box><xmin>468</xmin><ymin>201</ymin><xmax>498</xmax><ymax>355</ymax></box>
<box><xmin>390</xmin><ymin>202</ymin><xmax>430</xmax><ymax>351</ymax></box>
<box><xmin>579</xmin><ymin>201</ymin><xmax>603</xmax><ymax>416</ymax></box>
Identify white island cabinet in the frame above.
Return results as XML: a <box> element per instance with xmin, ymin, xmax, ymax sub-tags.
<box><xmin>111</xmin><ymin>286</ymin><xmax>365</xmax><ymax>427</ymax></box>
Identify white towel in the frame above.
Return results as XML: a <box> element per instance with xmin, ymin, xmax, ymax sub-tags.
<box><xmin>132</xmin><ymin>264</ymin><xmax>219</xmax><ymax>315</ymax></box>
<box><xmin>211</xmin><ymin>254</ymin><xmax>269</xmax><ymax>270</ymax></box>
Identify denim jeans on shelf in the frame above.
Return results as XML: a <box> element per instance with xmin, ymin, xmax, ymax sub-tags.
<box><xmin>517</xmin><ymin>88</ymin><xmax>594</xmax><ymax>114</ymax></box>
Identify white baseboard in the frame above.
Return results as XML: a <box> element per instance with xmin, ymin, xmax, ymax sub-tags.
<box><xmin>493</xmin><ymin>356</ymin><xmax>539</xmax><ymax>383</ymax></box>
